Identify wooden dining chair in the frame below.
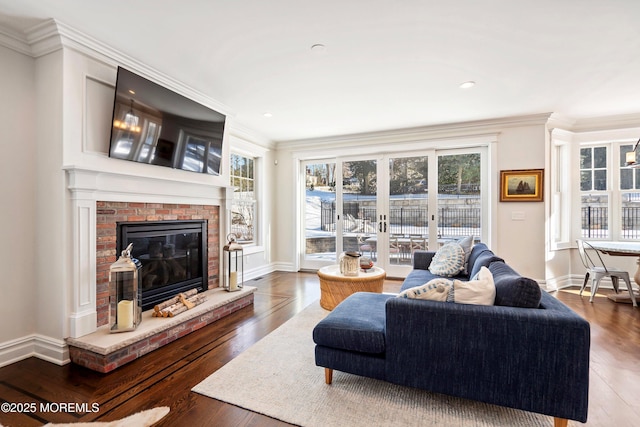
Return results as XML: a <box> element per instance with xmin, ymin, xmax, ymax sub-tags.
<box><xmin>409</xmin><ymin>236</ymin><xmax>427</xmax><ymax>253</ymax></box>
<box><xmin>576</xmin><ymin>239</ymin><xmax>637</xmax><ymax>307</ymax></box>
<box><xmin>389</xmin><ymin>237</ymin><xmax>401</xmax><ymax>264</ymax></box>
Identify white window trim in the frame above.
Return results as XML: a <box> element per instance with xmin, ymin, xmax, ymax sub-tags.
<box><xmin>228</xmin><ymin>135</ymin><xmax>268</xmax><ymax>255</ymax></box>
<box><xmin>572</xmin><ymin>128</ymin><xmax>640</xmax><ymax>243</ymax></box>
<box><xmin>549</xmin><ymin>128</ymin><xmax>573</xmax><ymax>250</ymax></box>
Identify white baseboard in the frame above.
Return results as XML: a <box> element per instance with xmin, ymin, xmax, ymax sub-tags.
<box><xmin>549</xmin><ymin>274</ymin><xmax>621</xmax><ymax>291</ymax></box>
<box><xmin>244</xmin><ymin>264</ymin><xmax>277</xmax><ymax>281</ymax></box>
<box><xmin>0</xmin><ymin>334</ymin><xmax>69</xmax><ymax>368</ymax></box>
<box><xmin>543</xmin><ymin>274</ymin><xmax>574</xmax><ymax>291</ymax></box>
<box><xmin>269</xmin><ymin>262</ymin><xmax>297</xmax><ymax>272</ymax></box>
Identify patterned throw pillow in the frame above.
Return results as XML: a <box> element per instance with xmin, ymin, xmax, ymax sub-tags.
<box><xmin>428</xmin><ymin>242</ymin><xmax>466</xmax><ymax>277</ymax></box>
<box><xmin>397</xmin><ymin>278</ymin><xmax>453</xmax><ymax>301</ymax></box>
<box><xmin>452</xmin><ymin>266</ymin><xmax>496</xmax><ymax>305</ymax></box>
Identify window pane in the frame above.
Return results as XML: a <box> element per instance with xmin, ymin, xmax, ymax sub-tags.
<box><xmin>594</xmin><ymin>170</ymin><xmax>607</xmax><ymax>190</ymax></box>
<box><xmin>621</xmin><ymin>169</ymin><xmax>633</xmax><ymax>190</ymax></box>
<box><xmin>580</xmin><ymin>171</ymin><xmax>592</xmax><ymax>191</ymax></box>
<box><xmin>230</xmin><ymin>153</ymin><xmax>257</xmax><ymax>244</ymax></box>
<box><xmin>581</xmin><ymin>194</ymin><xmax>608</xmax><ymax>239</ymax></box>
<box><xmin>248</xmin><ymin>158</ymin><xmax>254</xmax><ymax>177</ymax></box>
<box><xmin>622</xmin><ymin>193</ymin><xmax>640</xmax><ymax>239</ymax></box>
<box><xmin>438</xmin><ymin>153</ymin><xmax>481</xmax><ymax>241</ymax></box>
<box><xmin>231</xmin><ymin>202</ymin><xmax>254</xmax><ymax>243</ymax></box>
<box><xmin>305</xmin><ymin>162</ymin><xmax>337</xmax><ymax>261</ymax></box>
<box><xmin>580</xmin><ymin>148</ymin><xmax>592</xmax><ymax>169</ymax></box>
<box><xmin>388</xmin><ymin>156</ymin><xmax>429</xmax><ymax>253</ymax></box>
<box><xmin>594</xmin><ymin>147</ymin><xmax>607</xmax><ymax>168</ymax></box>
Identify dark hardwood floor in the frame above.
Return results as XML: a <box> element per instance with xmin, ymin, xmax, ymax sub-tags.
<box><xmin>0</xmin><ymin>271</ymin><xmax>638</xmax><ymax>427</ymax></box>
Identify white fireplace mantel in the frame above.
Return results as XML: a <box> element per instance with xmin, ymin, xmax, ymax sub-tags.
<box><xmin>64</xmin><ymin>165</ymin><xmax>229</xmax><ymax>338</ymax></box>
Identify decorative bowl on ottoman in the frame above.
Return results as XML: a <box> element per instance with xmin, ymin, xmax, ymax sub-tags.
<box><xmin>360</xmin><ymin>256</ymin><xmax>374</xmax><ymax>271</ymax></box>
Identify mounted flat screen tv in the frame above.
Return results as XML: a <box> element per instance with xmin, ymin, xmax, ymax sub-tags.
<box><xmin>109</xmin><ymin>67</ymin><xmax>226</xmax><ymax>175</ymax></box>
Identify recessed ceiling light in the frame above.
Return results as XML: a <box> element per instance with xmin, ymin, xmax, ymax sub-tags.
<box><xmin>310</xmin><ymin>44</ymin><xmax>326</xmax><ymax>54</ymax></box>
<box><xmin>459</xmin><ymin>81</ymin><xmax>476</xmax><ymax>89</ymax></box>
<box><xmin>128</xmin><ymin>89</ymin><xmax>136</xmax><ymax>95</ymax></box>
<box><xmin>263</xmin><ymin>112</ymin><xmax>273</xmax><ymax>118</ymax></box>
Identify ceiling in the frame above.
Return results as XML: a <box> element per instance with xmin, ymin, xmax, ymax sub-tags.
<box><xmin>1</xmin><ymin>0</ymin><xmax>639</xmax><ymax>142</ymax></box>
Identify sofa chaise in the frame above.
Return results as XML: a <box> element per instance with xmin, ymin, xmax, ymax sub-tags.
<box><xmin>313</xmin><ymin>243</ymin><xmax>590</xmax><ymax>426</ymax></box>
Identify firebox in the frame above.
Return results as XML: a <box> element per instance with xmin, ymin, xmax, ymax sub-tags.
<box><xmin>116</xmin><ymin>220</ymin><xmax>207</xmax><ymax>311</ymax></box>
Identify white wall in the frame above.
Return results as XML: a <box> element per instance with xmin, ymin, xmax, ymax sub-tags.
<box><xmin>0</xmin><ymin>44</ymin><xmax>37</xmax><ymax>348</ymax></box>
<box><xmin>34</xmin><ymin>49</ymin><xmax>67</xmax><ymax>349</ymax></box>
<box><xmin>493</xmin><ymin>125</ymin><xmax>547</xmax><ymax>279</ymax></box>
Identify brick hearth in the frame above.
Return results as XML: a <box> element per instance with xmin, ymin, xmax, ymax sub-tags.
<box><xmin>67</xmin><ymin>287</ymin><xmax>256</xmax><ymax>373</ymax></box>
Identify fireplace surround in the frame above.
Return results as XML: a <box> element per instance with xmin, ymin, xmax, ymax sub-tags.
<box><xmin>96</xmin><ymin>201</ymin><xmax>220</xmax><ymax>328</ymax></box>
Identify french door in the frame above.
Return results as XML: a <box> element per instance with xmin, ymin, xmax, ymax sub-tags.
<box><xmin>302</xmin><ymin>149</ymin><xmax>484</xmax><ymax>276</ymax></box>
<box><xmin>302</xmin><ymin>157</ymin><xmax>380</xmax><ymax>271</ymax></box>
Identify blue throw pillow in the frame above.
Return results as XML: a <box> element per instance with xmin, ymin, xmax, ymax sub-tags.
<box><xmin>488</xmin><ymin>261</ymin><xmax>541</xmax><ymax>308</ymax></box>
<box><xmin>469</xmin><ymin>250</ymin><xmax>504</xmax><ymax>279</ymax></box>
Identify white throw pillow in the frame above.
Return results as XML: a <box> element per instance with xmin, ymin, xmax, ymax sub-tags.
<box><xmin>429</xmin><ymin>242</ymin><xmax>466</xmax><ymax>277</ymax></box>
<box><xmin>452</xmin><ymin>266</ymin><xmax>495</xmax><ymax>306</ymax></box>
<box><xmin>397</xmin><ymin>278</ymin><xmax>453</xmax><ymax>301</ymax></box>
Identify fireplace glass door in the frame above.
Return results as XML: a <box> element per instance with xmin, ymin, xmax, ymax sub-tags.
<box><xmin>117</xmin><ymin>220</ymin><xmax>207</xmax><ymax>310</ymax></box>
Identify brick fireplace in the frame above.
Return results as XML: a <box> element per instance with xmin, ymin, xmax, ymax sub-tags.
<box><xmin>64</xmin><ymin>168</ymin><xmax>256</xmax><ymax>372</ymax></box>
<box><xmin>95</xmin><ymin>201</ymin><xmax>220</xmax><ymax>327</ymax></box>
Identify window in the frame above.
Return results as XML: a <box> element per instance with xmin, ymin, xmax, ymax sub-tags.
<box><xmin>620</xmin><ymin>144</ymin><xmax>640</xmax><ymax>239</ymax></box>
<box><xmin>230</xmin><ymin>153</ymin><xmax>255</xmax><ymax>244</ymax></box>
<box><xmin>579</xmin><ymin>142</ymin><xmax>640</xmax><ymax>240</ymax></box>
<box><xmin>550</xmin><ymin>135</ymin><xmax>571</xmax><ymax>248</ymax></box>
<box><xmin>580</xmin><ymin>146</ymin><xmax>608</xmax><ymax>238</ymax></box>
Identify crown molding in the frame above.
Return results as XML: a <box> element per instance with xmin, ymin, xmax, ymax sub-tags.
<box><xmin>549</xmin><ymin>112</ymin><xmax>640</xmax><ymax>133</ymax></box>
<box><xmin>16</xmin><ymin>19</ymin><xmax>236</xmax><ymax>118</ymax></box>
<box><xmin>278</xmin><ymin>113</ymin><xmax>551</xmax><ymax>152</ymax></box>
<box><xmin>549</xmin><ymin>127</ymin><xmax>575</xmax><ymax>143</ymax></box>
<box><xmin>0</xmin><ymin>25</ymin><xmax>31</xmax><ymax>55</ymax></box>
<box><xmin>226</xmin><ymin>119</ymin><xmax>275</xmax><ymax>150</ymax></box>
<box><xmin>570</xmin><ymin>113</ymin><xmax>640</xmax><ymax>133</ymax></box>
<box><xmin>547</xmin><ymin>113</ymin><xmax>577</xmax><ymax>131</ymax></box>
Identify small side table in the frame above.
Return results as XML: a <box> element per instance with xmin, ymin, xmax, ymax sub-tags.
<box><xmin>317</xmin><ymin>265</ymin><xmax>386</xmax><ymax>310</ymax></box>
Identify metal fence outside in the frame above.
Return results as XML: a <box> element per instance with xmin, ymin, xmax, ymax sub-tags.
<box><xmin>321</xmin><ymin>202</ymin><xmax>640</xmax><ymax>240</ymax></box>
<box><xmin>581</xmin><ymin>206</ymin><xmax>640</xmax><ymax>239</ymax></box>
<box><xmin>320</xmin><ymin>201</ymin><xmax>480</xmax><ymax>238</ymax></box>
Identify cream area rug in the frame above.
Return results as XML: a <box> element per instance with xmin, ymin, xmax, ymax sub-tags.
<box><xmin>192</xmin><ymin>302</ymin><xmax>550</xmax><ymax>427</ymax></box>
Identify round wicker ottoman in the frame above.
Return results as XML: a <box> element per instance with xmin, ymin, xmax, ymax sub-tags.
<box><xmin>317</xmin><ymin>265</ymin><xmax>386</xmax><ymax>310</ymax></box>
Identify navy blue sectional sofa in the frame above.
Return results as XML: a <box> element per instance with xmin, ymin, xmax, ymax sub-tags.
<box><xmin>313</xmin><ymin>243</ymin><xmax>590</xmax><ymax>425</ymax></box>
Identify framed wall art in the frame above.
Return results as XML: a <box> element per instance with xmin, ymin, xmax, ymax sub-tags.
<box><xmin>500</xmin><ymin>169</ymin><xmax>544</xmax><ymax>202</ymax></box>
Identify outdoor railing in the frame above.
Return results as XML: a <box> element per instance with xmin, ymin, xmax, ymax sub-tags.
<box><xmin>320</xmin><ymin>202</ymin><xmax>480</xmax><ymax>238</ymax></box>
<box><xmin>580</xmin><ymin>206</ymin><xmax>640</xmax><ymax>239</ymax></box>
<box><xmin>322</xmin><ymin>203</ymin><xmax>640</xmax><ymax>239</ymax></box>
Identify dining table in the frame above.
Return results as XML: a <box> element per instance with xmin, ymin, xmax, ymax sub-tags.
<box><xmin>586</xmin><ymin>240</ymin><xmax>640</xmax><ymax>304</ymax></box>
